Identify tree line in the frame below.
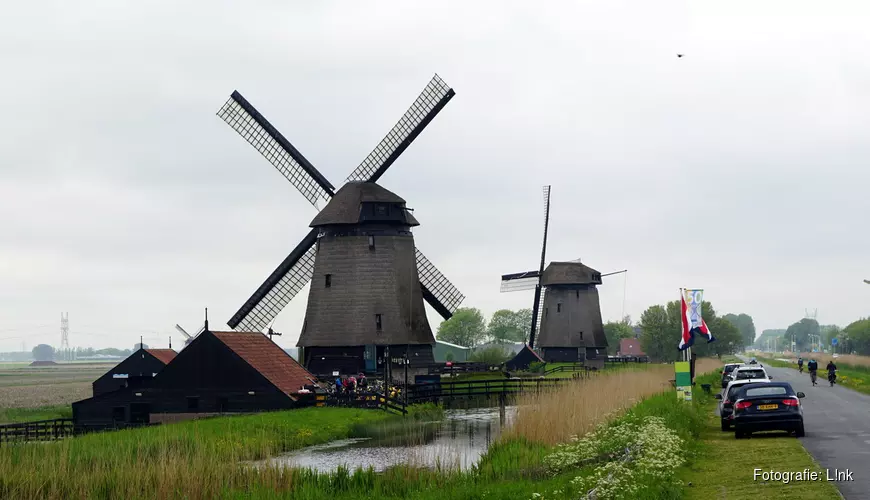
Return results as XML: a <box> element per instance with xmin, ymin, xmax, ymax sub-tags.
<box><xmin>754</xmin><ymin>317</ymin><xmax>870</xmax><ymax>356</ymax></box>
<box><xmin>436</xmin><ymin>307</ymin><xmax>532</xmax><ymax>348</ymax></box>
<box><xmin>635</xmin><ymin>300</ymin><xmax>747</xmax><ymax>362</ymax></box>
<box><xmin>437</xmin><ymin>303</ymin><xmax>757</xmax><ymax>363</ymax></box>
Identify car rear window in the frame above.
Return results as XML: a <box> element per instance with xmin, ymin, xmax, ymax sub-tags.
<box><xmin>727</xmin><ymin>385</ymin><xmax>745</xmax><ymax>400</ymax></box>
<box><xmin>736</xmin><ymin>370</ymin><xmax>765</xmax><ymax>379</ymax></box>
<box><xmin>745</xmin><ymin>386</ymin><xmax>789</xmax><ymax>397</ymax></box>
<box><xmin>724</xmin><ymin>365</ymin><xmax>738</xmax><ymax>373</ymax></box>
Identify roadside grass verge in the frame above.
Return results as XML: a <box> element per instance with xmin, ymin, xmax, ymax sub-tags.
<box><xmin>0</xmin><ymin>405</ymin><xmax>72</xmax><ymax>424</ymax></box>
<box><xmin>676</xmin><ymin>373</ymin><xmax>841</xmax><ymax>499</ymax></box>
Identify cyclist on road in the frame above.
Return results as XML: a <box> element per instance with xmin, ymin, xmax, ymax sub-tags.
<box><xmin>807</xmin><ymin>358</ymin><xmax>819</xmax><ymax>386</ymax></box>
<box><xmin>827</xmin><ymin>360</ymin><xmax>838</xmax><ymax>385</ymax></box>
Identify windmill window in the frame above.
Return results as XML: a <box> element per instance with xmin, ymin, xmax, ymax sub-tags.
<box><xmin>368</xmin><ymin>235</ymin><xmax>375</xmax><ymax>250</ymax></box>
<box><xmin>376</xmin><ymin>204</ymin><xmax>389</xmax><ymax>216</ymax></box>
<box><xmin>576</xmin><ymin>290</ymin><xmax>580</xmax><ymax>299</ymax></box>
<box><xmin>376</xmin><ymin>314</ymin><xmax>383</xmax><ymax>331</ymax></box>
<box><xmin>557</xmin><ymin>303</ymin><xmax>562</xmax><ymax>313</ymax></box>
<box><xmin>325</xmin><ymin>274</ymin><xmax>332</xmax><ymax>288</ymax></box>
<box><xmin>579</xmin><ymin>332</ymin><xmax>584</xmax><ymax>340</ymax></box>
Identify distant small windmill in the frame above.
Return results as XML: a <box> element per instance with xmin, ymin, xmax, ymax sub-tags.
<box><xmin>175</xmin><ymin>324</ymin><xmax>205</xmax><ymax>348</ymax></box>
<box><xmin>500</xmin><ymin>186</ymin><xmax>625</xmax><ymax>362</ymax></box>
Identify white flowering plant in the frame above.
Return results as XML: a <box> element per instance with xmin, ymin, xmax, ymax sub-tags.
<box><xmin>540</xmin><ymin>416</ymin><xmax>686</xmax><ymax>500</ymax></box>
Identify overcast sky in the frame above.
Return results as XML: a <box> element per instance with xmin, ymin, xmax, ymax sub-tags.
<box><xmin>2</xmin><ymin>0</ymin><xmax>869</xmax><ymax>352</ymax></box>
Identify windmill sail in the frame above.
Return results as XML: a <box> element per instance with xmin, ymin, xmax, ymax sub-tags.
<box><xmin>345</xmin><ymin>75</ymin><xmax>455</xmax><ymax>184</ymax></box>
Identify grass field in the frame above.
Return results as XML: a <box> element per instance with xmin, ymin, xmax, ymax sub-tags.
<box><xmin>677</xmin><ymin>371</ymin><xmax>841</xmax><ymax>499</ymax></box>
<box><xmin>0</xmin><ymin>405</ymin><xmax>73</xmax><ymax>425</ymax></box>
<box><xmin>0</xmin><ymin>362</ymin><xmax>113</xmax><ymax>409</ymax></box>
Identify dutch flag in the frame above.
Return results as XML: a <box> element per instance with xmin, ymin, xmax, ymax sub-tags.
<box><xmin>678</xmin><ymin>292</ymin><xmax>694</xmax><ymax>351</ymax></box>
<box><xmin>678</xmin><ymin>290</ymin><xmax>716</xmax><ymax>351</ymax></box>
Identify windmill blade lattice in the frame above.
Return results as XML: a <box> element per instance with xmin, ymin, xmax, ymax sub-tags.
<box><xmin>416</xmin><ymin>248</ymin><xmax>465</xmax><ymax>318</ymax></box>
<box><xmin>227</xmin><ymin>232</ymin><xmax>318</xmax><ymax>332</ymax></box>
<box><xmin>345</xmin><ymin>75</ymin><xmax>455</xmax><ymax>184</ymax></box>
<box><xmin>500</xmin><ymin>271</ymin><xmax>540</xmax><ymax>292</ymax></box>
<box><xmin>218</xmin><ymin>91</ymin><xmax>335</xmax><ymax>208</ymax></box>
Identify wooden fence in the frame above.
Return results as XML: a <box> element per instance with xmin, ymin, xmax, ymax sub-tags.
<box><xmin>323</xmin><ymin>391</ymin><xmax>407</xmax><ymax>415</ymax></box>
<box><xmin>0</xmin><ymin>418</ymin><xmax>74</xmax><ymax>444</ymax></box>
<box><xmin>406</xmin><ymin>377</ymin><xmax>576</xmax><ymax>403</ymax></box>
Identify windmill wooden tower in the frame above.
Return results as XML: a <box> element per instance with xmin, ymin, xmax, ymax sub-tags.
<box><xmin>216</xmin><ymin>75</ymin><xmax>465</xmax><ymax>378</ymax></box>
<box><xmin>500</xmin><ymin>186</ymin><xmax>623</xmax><ymax>363</ymax></box>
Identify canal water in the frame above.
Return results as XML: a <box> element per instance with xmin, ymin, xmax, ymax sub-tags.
<box><xmin>261</xmin><ymin>406</ymin><xmax>517</xmax><ymax>472</ymax></box>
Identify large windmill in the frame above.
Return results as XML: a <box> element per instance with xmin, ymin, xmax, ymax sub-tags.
<box><xmin>217</xmin><ymin>74</ymin><xmax>465</xmax><ymax>377</ymax></box>
<box><xmin>500</xmin><ymin>186</ymin><xmax>623</xmax><ymax>363</ymax></box>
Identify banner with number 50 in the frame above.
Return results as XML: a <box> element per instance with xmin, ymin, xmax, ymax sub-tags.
<box><xmin>683</xmin><ymin>289</ymin><xmax>704</xmax><ymax>330</ymax></box>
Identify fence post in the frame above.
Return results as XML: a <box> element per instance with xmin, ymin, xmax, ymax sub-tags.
<box><xmin>498</xmin><ymin>393</ymin><xmax>506</xmax><ymax>426</ymax></box>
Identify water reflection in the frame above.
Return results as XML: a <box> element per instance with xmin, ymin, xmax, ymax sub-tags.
<box><xmin>262</xmin><ymin>406</ymin><xmax>517</xmax><ymax>472</ymax></box>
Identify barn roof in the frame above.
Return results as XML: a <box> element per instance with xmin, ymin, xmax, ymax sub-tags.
<box><xmin>144</xmin><ymin>349</ymin><xmax>177</xmax><ymax>365</ymax></box>
<box><xmin>310</xmin><ymin>182</ymin><xmax>419</xmax><ymax>227</ymax></box>
<box><xmin>211</xmin><ymin>331</ymin><xmax>316</xmax><ymax>397</ymax></box>
<box><xmin>542</xmin><ymin>261</ymin><xmax>602</xmax><ymax>286</ymax></box>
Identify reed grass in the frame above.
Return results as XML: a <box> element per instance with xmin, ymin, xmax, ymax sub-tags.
<box><xmin>507</xmin><ymin>358</ymin><xmax>721</xmax><ymax>446</ymax></box>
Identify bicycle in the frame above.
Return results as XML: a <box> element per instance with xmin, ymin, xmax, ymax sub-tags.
<box><xmin>829</xmin><ymin>371</ymin><xmax>837</xmax><ymax>387</ymax></box>
<box><xmin>810</xmin><ymin>370</ymin><xmax>817</xmax><ymax>386</ymax></box>
<box><xmin>798</xmin><ymin>365</ymin><xmax>804</xmax><ymax>374</ymax></box>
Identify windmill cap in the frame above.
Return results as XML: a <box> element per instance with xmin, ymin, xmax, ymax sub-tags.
<box><xmin>541</xmin><ymin>261</ymin><xmax>602</xmax><ymax>286</ymax></box>
<box><xmin>310</xmin><ymin>182</ymin><xmax>419</xmax><ymax>227</ymax></box>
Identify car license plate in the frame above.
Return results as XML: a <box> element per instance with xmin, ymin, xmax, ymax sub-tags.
<box><xmin>758</xmin><ymin>404</ymin><xmax>778</xmax><ymax>410</ymax></box>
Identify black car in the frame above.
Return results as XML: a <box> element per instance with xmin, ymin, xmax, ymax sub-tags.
<box><xmin>715</xmin><ymin>378</ymin><xmax>771</xmax><ymax>431</ymax></box>
<box><xmin>732</xmin><ymin>382</ymin><xmax>805</xmax><ymax>439</ymax></box>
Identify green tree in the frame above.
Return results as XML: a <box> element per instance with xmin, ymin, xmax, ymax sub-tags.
<box><xmin>487</xmin><ymin>309</ymin><xmax>531</xmax><ymax>343</ymax></box>
<box><xmin>782</xmin><ymin>318</ymin><xmax>820</xmax><ymax>352</ymax></box>
<box><xmin>437</xmin><ymin>307</ymin><xmax>487</xmax><ymax>348</ymax></box>
<box><xmin>639</xmin><ymin>305</ymin><xmax>676</xmax><ymax>362</ymax></box>
<box><xmin>843</xmin><ymin>319</ymin><xmax>870</xmax><ymax>355</ymax></box>
<box><xmin>469</xmin><ymin>345</ymin><xmax>512</xmax><ymax>364</ymax></box>
<box><xmin>604</xmin><ymin>321</ymin><xmax>634</xmax><ymax>355</ymax></box>
<box><xmin>723</xmin><ymin>313</ymin><xmax>757</xmax><ymax>347</ymax></box>
<box><xmin>754</xmin><ymin>329</ymin><xmax>785</xmax><ymax>350</ymax></box>
<box><xmin>31</xmin><ymin>344</ymin><xmax>55</xmax><ymax>361</ymax></box>
<box><xmin>821</xmin><ymin>325</ymin><xmax>841</xmax><ymax>351</ymax></box>
<box><xmin>639</xmin><ymin>300</ymin><xmax>741</xmax><ymax>361</ymax></box>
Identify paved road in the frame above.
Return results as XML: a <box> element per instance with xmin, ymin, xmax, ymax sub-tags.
<box><xmin>743</xmin><ymin>358</ymin><xmax>868</xmax><ymax>499</ymax></box>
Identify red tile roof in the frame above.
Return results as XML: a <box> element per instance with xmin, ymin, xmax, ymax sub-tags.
<box><xmin>619</xmin><ymin>338</ymin><xmax>645</xmax><ymax>356</ymax></box>
<box><xmin>211</xmin><ymin>331</ymin><xmax>315</xmax><ymax>398</ymax></box>
<box><xmin>145</xmin><ymin>349</ymin><xmax>177</xmax><ymax>365</ymax></box>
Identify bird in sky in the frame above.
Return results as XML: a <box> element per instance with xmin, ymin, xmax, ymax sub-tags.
<box><xmin>677</xmin><ymin>54</ymin><xmax>684</xmax><ymax>58</ymax></box>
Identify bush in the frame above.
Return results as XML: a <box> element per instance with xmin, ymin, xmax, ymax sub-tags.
<box><xmin>469</xmin><ymin>346</ymin><xmax>511</xmax><ymax>364</ymax></box>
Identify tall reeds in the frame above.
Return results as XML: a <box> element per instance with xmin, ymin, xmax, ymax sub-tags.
<box><xmin>507</xmin><ymin>358</ymin><xmax>722</xmax><ymax>446</ymax></box>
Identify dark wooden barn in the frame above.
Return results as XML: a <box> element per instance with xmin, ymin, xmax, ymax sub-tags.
<box><xmin>73</xmin><ymin>330</ymin><xmax>318</xmax><ymax>430</ymax></box>
<box><xmin>505</xmin><ymin>344</ymin><xmax>545</xmax><ymax>371</ymax></box>
<box><xmin>298</xmin><ymin>182</ymin><xmax>436</xmax><ymax>379</ymax></box>
<box><xmin>92</xmin><ymin>348</ymin><xmax>177</xmax><ymax>397</ymax></box>
<box><xmin>536</xmin><ymin>261</ymin><xmax>608</xmax><ymax>363</ymax></box>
